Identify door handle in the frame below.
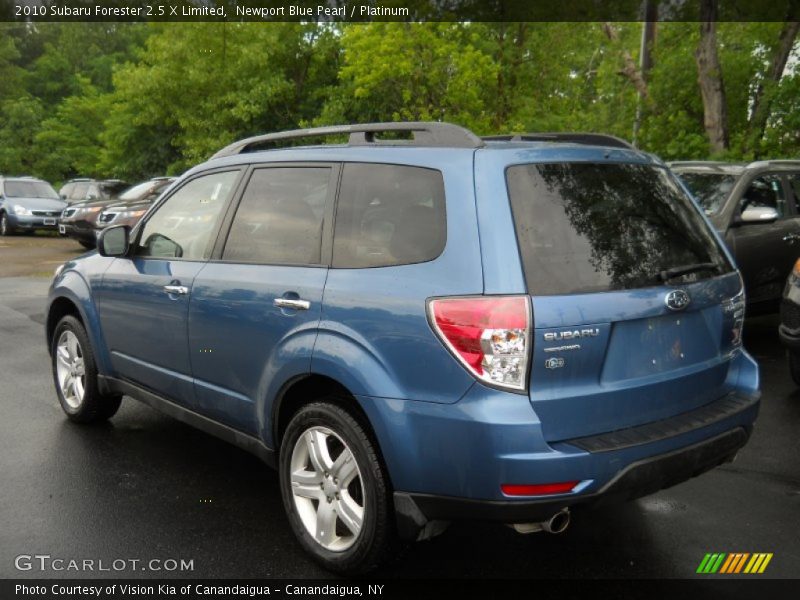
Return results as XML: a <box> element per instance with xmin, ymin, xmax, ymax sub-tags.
<box><xmin>274</xmin><ymin>298</ymin><xmax>310</xmax><ymax>311</ymax></box>
<box><xmin>163</xmin><ymin>284</ymin><xmax>189</xmax><ymax>295</ymax></box>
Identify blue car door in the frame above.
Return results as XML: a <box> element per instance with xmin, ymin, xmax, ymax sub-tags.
<box><xmin>95</xmin><ymin>169</ymin><xmax>242</xmax><ymax>407</ymax></box>
<box><xmin>187</xmin><ymin>165</ymin><xmax>336</xmax><ymax>435</ymax></box>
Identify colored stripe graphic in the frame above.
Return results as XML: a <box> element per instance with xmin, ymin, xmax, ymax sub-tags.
<box><xmin>702</xmin><ymin>552</ymin><xmax>772</xmax><ymax>574</ymax></box>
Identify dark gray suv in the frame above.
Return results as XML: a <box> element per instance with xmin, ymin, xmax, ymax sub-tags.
<box><xmin>671</xmin><ymin>160</ymin><xmax>800</xmax><ymax>315</ymax></box>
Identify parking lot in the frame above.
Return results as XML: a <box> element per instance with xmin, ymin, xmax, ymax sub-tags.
<box><xmin>0</xmin><ymin>235</ymin><xmax>798</xmax><ymax>579</ymax></box>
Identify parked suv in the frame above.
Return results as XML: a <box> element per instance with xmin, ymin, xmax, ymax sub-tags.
<box><xmin>671</xmin><ymin>160</ymin><xmax>800</xmax><ymax>315</ymax></box>
<box><xmin>0</xmin><ymin>176</ymin><xmax>66</xmax><ymax>235</ymax></box>
<box><xmin>47</xmin><ymin>123</ymin><xmax>760</xmax><ymax>573</ymax></box>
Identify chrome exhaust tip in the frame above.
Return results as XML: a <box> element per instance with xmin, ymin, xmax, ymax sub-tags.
<box><xmin>541</xmin><ymin>508</ymin><xmax>570</xmax><ymax>534</ymax></box>
<box><xmin>510</xmin><ymin>508</ymin><xmax>570</xmax><ymax>535</ymax></box>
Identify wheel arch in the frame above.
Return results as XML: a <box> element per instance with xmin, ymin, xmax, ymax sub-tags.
<box><xmin>271</xmin><ymin>373</ymin><xmax>395</xmax><ymax>488</ymax></box>
<box><xmin>46</xmin><ymin>278</ymin><xmax>113</xmax><ymax>375</ymax></box>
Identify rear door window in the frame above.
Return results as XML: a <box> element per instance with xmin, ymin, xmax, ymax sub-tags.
<box><xmin>332</xmin><ymin>163</ymin><xmax>446</xmax><ymax>268</ymax></box>
<box><xmin>506</xmin><ymin>162</ymin><xmax>733</xmax><ymax>295</ymax></box>
<box><xmin>222</xmin><ymin>167</ymin><xmax>330</xmax><ymax>265</ymax></box>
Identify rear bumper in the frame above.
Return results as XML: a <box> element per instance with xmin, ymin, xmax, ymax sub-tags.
<box><xmin>358</xmin><ymin>351</ymin><xmax>760</xmax><ymax>540</ymax></box>
<box><xmin>395</xmin><ymin>426</ymin><xmax>749</xmax><ymax>536</ymax></box>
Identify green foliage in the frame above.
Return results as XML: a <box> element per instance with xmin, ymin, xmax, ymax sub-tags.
<box><xmin>0</xmin><ymin>22</ymin><xmax>797</xmax><ymax>184</ymax></box>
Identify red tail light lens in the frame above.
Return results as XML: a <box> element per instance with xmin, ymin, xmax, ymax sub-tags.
<box><xmin>428</xmin><ymin>296</ymin><xmax>531</xmax><ymax>391</ymax></box>
<box><xmin>501</xmin><ymin>482</ymin><xmax>579</xmax><ymax>496</ymax></box>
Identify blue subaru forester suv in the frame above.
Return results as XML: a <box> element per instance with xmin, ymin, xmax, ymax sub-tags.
<box><xmin>46</xmin><ymin>122</ymin><xmax>759</xmax><ymax>573</ymax></box>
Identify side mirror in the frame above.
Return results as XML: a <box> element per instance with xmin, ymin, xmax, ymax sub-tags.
<box><xmin>97</xmin><ymin>225</ymin><xmax>130</xmax><ymax>257</ymax></box>
<box><xmin>740</xmin><ymin>206</ymin><xmax>779</xmax><ymax>224</ymax></box>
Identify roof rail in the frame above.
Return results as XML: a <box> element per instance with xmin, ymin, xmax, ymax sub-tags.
<box><xmin>211</xmin><ymin>122</ymin><xmax>484</xmax><ymax>159</ymax></box>
<box><xmin>482</xmin><ymin>132</ymin><xmax>636</xmax><ymax>150</ymax></box>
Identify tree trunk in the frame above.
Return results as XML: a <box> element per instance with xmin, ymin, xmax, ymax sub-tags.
<box><xmin>746</xmin><ymin>19</ymin><xmax>800</xmax><ymax>155</ymax></box>
<box><xmin>695</xmin><ymin>0</ymin><xmax>729</xmax><ymax>154</ymax></box>
<box><xmin>602</xmin><ymin>23</ymin><xmax>649</xmax><ymax>98</ymax></box>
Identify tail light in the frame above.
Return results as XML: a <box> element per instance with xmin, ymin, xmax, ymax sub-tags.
<box><xmin>427</xmin><ymin>296</ymin><xmax>531</xmax><ymax>391</ymax></box>
<box><xmin>722</xmin><ymin>282</ymin><xmax>745</xmax><ymax>353</ymax></box>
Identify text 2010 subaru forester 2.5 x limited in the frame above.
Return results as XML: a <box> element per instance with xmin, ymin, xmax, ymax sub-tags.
<box><xmin>46</xmin><ymin>122</ymin><xmax>759</xmax><ymax>573</ymax></box>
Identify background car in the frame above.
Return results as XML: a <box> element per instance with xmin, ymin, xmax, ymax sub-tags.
<box><xmin>58</xmin><ymin>179</ymin><xmax>148</xmax><ymax>248</ymax></box>
<box><xmin>671</xmin><ymin>160</ymin><xmax>800</xmax><ymax>315</ymax></box>
<box><xmin>59</xmin><ymin>178</ymin><xmax>129</xmax><ymax>204</ymax></box>
<box><xmin>0</xmin><ymin>176</ymin><xmax>66</xmax><ymax>236</ymax></box>
<box><xmin>95</xmin><ymin>177</ymin><xmax>176</xmax><ymax>232</ymax></box>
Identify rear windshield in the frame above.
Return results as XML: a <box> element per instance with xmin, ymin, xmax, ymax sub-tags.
<box><xmin>675</xmin><ymin>172</ymin><xmax>737</xmax><ymax>215</ymax></box>
<box><xmin>506</xmin><ymin>162</ymin><xmax>733</xmax><ymax>296</ymax></box>
<box><xmin>4</xmin><ymin>180</ymin><xmax>59</xmax><ymax>199</ymax></box>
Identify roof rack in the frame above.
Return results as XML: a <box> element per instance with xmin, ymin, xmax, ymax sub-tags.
<box><xmin>482</xmin><ymin>132</ymin><xmax>636</xmax><ymax>150</ymax></box>
<box><xmin>211</xmin><ymin>122</ymin><xmax>484</xmax><ymax>159</ymax></box>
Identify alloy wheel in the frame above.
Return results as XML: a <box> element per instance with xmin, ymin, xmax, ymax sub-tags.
<box><xmin>55</xmin><ymin>330</ymin><xmax>86</xmax><ymax>409</ymax></box>
<box><xmin>289</xmin><ymin>425</ymin><xmax>365</xmax><ymax>552</ymax></box>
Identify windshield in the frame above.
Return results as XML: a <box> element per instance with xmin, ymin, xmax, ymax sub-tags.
<box><xmin>675</xmin><ymin>172</ymin><xmax>737</xmax><ymax>215</ymax></box>
<box><xmin>506</xmin><ymin>162</ymin><xmax>734</xmax><ymax>295</ymax></box>
<box><xmin>4</xmin><ymin>181</ymin><xmax>59</xmax><ymax>199</ymax></box>
<box><xmin>118</xmin><ymin>181</ymin><xmax>155</xmax><ymax>201</ymax></box>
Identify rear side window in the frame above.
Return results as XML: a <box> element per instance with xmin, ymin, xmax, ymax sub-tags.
<box><xmin>223</xmin><ymin>167</ymin><xmax>329</xmax><ymax>265</ymax></box>
<box><xmin>506</xmin><ymin>162</ymin><xmax>733</xmax><ymax>296</ymax></box>
<box><xmin>333</xmin><ymin>163</ymin><xmax>446</xmax><ymax>268</ymax></box>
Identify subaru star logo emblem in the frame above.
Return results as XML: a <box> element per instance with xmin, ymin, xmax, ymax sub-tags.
<box><xmin>665</xmin><ymin>289</ymin><xmax>691</xmax><ymax>311</ymax></box>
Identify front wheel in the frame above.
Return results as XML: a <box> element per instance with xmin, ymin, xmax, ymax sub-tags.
<box><xmin>0</xmin><ymin>213</ymin><xmax>14</xmax><ymax>236</ymax></box>
<box><xmin>51</xmin><ymin>315</ymin><xmax>122</xmax><ymax>423</ymax></box>
<box><xmin>789</xmin><ymin>351</ymin><xmax>800</xmax><ymax>387</ymax></box>
<box><xmin>279</xmin><ymin>401</ymin><xmax>396</xmax><ymax>574</ymax></box>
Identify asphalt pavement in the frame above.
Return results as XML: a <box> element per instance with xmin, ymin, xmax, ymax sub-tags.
<box><xmin>0</xmin><ymin>241</ymin><xmax>798</xmax><ymax>579</ymax></box>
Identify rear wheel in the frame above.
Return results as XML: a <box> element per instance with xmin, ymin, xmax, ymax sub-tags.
<box><xmin>789</xmin><ymin>351</ymin><xmax>800</xmax><ymax>387</ymax></box>
<box><xmin>51</xmin><ymin>315</ymin><xmax>121</xmax><ymax>423</ymax></box>
<box><xmin>0</xmin><ymin>213</ymin><xmax>14</xmax><ymax>236</ymax></box>
<box><xmin>279</xmin><ymin>401</ymin><xmax>395</xmax><ymax>574</ymax></box>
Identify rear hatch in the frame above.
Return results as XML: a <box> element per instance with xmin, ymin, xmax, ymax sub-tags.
<box><xmin>506</xmin><ymin>161</ymin><xmax>745</xmax><ymax>441</ymax></box>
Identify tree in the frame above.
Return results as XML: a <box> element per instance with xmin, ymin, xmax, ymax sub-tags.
<box><xmin>318</xmin><ymin>23</ymin><xmax>497</xmax><ymax>132</ymax></box>
<box><xmin>695</xmin><ymin>0</ymin><xmax>729</xmax><ymax>154</ymax></box>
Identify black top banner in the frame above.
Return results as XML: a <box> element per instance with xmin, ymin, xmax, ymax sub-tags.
<box><xmin>1</xmin><ymin>0</ymin><xmax>799</xmax><ymax>22</ymax></box>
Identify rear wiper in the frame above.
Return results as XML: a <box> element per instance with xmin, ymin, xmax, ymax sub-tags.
<box><xmin>658</xmin><ymin>262</ymin><xmax>718</xmax><ymax>282</ymax></box>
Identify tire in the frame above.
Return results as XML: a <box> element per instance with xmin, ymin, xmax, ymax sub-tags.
<box><xmin>78</xmin><ymin>239</ymin><xmax>95</xmax><ymax>249</ymax></box>
<box><xmin>790</xmin><ymin>351</ymin><xmax>800</xmax><ymax>387</ymax></box>
<box><xmin>51</xmin><ymin>315</ymin><xmax>122</xmax><ymax>423</ymax></box>
<box><xmin>0</xmin><ymin>212</ymin><xmax>14</xmax><ymax>236</ymax></box>
<box><xmin>279</xmin><ymin>400</ymin><xmax>396</xmax><ymax>574</ymax></box>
